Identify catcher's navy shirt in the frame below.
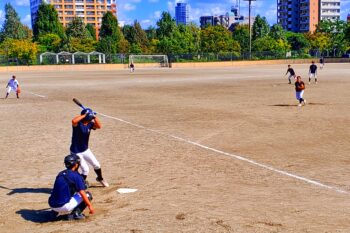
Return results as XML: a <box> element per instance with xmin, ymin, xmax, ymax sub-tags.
<box><xmin>48</xmin><ymin>170</ymin><xmax>85</xmax><ymax>208</ymax></box>
<box><xmin>70</xmin><ymin>121</ymin><xmax>94</xmax><ymax>153</ymax></box>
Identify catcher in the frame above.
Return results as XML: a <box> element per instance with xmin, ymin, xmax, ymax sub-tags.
<box><xmin>70</xmin><ymin>108</ymin><xmax>109</xmax><ymax>187</ymax></box>
<box><xmin>48</xmin><ymin>154</ymin><xmax>94</xmax><ymax>220</ymax></box>
<box><xmin>5</xmin><ymin>75</ymin><xmax>20</xmax><ymax>99</ymax></box>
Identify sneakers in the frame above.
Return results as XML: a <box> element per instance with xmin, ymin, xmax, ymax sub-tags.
<box><xmin>298</xmin><ymin>103</ymin><xmax>302</xmax><ymax>107</ymax></box>
<box><xmin>96</xmin><ymin>178</ymin><xmax>109</xmax><ymax>187</ymax></box>
<box><xmin>67</xmin><ymin>211</ymin><xmax>85</xmax><ymax>221</ymax></box>
<box><xmin>303</xmin><ymin>100</ymin><xmax>306</xmax><ymax>105</ymax></box>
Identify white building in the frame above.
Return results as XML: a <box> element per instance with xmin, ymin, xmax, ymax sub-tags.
<box><xmin>319</xmin><ymin>0</ymin><xmax>340</xmax><ymax>21</ymax></box>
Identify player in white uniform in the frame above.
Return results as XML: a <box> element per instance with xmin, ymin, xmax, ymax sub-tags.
<box><xmin>5</xmin><ymin>75</ymin><xmax>20</xmax><ymax>99</ymax></box>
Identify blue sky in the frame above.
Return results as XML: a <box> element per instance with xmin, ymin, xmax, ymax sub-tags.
<box><xmin>0</xmin><ymin>0</ymin><xmax>349</xmax><ymax>29</ymax></box>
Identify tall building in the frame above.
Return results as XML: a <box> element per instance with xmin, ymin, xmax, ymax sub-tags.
<box><xmin>319</xmin><ymin>0</ymin><xmax>340</xmax><ymax>21</ymax></box>
<box><xmin>277</xmin><ymin>0</ymin><xmax>340</xmax><ymax>33</ymax></box>
<box><xmin>348</xmin><ymin>13</ymin><xmax>350</xmax><ymax>22</ymax></box>
<box><xmin>175</xmin><ymin>2</ymin><xmax>189</xmax><ymax>25</ymax></box>
<box><xmin>30</xmin><ymin>0</ymin><xmax>117</xmax><ymax>38</ymax></box>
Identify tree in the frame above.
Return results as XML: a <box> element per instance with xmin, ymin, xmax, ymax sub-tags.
<box><xmin>156</xmin><ymin>12</ymin><xmax>177</xmax><ymax>39</ymax></box>
<box><xmin>33</xmin><ymin>3</ymin><xmax>65</xmax><ymax>40</ymax></box>
<box><xmin>66</xmin><ymin>17</ymin><xmax>92</xmax><ymax>39</ymax></box>
<box><xmin>0</xmin><ymin>3</ymin><xmax>29</xmax><ymax>42</ymax></box>
<box><xmin>316</xmin><ymin>20</ymin><xmax>348</xmax><ymax>55</ymax></box>
<box><xmin>286</xmin><ymin>32</ymin><xmax>311</xmax><ymax>54</ymax></box>
<box><xmin>37</xmin><ymin>33</ymin><xmax>62</xmax><ymax>52</ymax></box>
<box><xmin>200</xmin><ymin>26</ymin><xmax>241</xmax><ymax>54</ymax></box>
<box><xmin>97</xmin><ymin>11</ymin><xmax>123</xmax><ymax>55</ymax></box>
<box><xmin>86</xmin><ymin>24</ymin><xmax>97</xmax><ymax>40</ymax></box>
<box><xmin>305</xmin><ymin>32</ymin><xmax>331</xmax><ymax>53</ymax></box>
<box><xmin>70</xmin><ymin>38</ymin><xmax>97</xmax><ymax>52</ymax></box>
<box><xmin>134</xmin><ymin>21</ymin><xmax>149</xmax><ymax>52</ymax></box>
<box><xmin>0</xmin><ymin>39</ymin><xmax>38</xmax><ymax>64</ymax></box>
<box><xmin>252</xmin><ymin>15</ymin><xmax>270</xmax><ymax>41</ymax></box>
<box><xmin>270</xmin><ymin>24</ymin><xmax>286</xmax><ymax>41</ymax></box>
<box><xmin>232</xmin><ymin>24</ymin><xmax>249</xmax><ymax>52</ymax></box>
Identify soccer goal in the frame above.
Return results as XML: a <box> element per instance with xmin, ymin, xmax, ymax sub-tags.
<box><xmin>129</xmin><ymin>55</ymin><xmax>169</xmax><ymax>68</ymax></box>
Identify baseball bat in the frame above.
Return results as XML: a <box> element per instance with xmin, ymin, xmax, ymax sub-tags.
<box><xmin>72</xmin><ymin>98</ymin><xmax>86</xmax><ymax>110</ymax></box>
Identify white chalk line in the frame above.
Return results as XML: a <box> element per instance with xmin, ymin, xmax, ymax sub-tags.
<box><xmin>26</xmin><ymin>91</ymin><xmax>46</xmax><ymax>98</ymax></box>
<box><xmin>97</xmin><ymin>112</ymin><xmax>348</xmax><ymax>195</ymax></box>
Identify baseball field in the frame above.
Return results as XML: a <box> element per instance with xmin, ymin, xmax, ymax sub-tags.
<box><xmin>1</xmin><ymin>63</ymin><xmax>350</xmax><ymax>232</ymax></box>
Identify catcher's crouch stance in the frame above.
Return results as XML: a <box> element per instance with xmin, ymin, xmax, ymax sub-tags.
<box><xmin>48</xmin><ymin>154</ymin><xmax>94</xmax><ymax>220</ymax></box>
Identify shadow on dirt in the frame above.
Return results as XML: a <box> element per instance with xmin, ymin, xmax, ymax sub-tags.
<box><xmin>270</xmin><ymin>103</ymin><xmax>326</xmax><ymax>107</ymax></box>
<box><xmin>0</xmin><ymin>186</ymin><xmax>52</xmax><ymax>195</ymax></box>
<box><xmin>16</xmin><ymin>209</ymin><xmax>63</xmax><ymax>223</ymax></box>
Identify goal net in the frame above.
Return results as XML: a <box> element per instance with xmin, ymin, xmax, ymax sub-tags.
<box><xmin>129</xmin><ymin>55</ymin><xmax>169</xmax><ymax>68</ymax></box>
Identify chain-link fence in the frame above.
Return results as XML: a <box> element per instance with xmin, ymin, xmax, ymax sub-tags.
<box><xmin>0</xmin><ymin>50</ymin><xmax>347</xmax><ymax>66</ymax></box>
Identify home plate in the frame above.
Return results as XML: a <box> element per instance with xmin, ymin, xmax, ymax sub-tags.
<box><xmin>117</xmin><ymin>188</ymin><xmax>138</xmax><ymax>194</ymax></box>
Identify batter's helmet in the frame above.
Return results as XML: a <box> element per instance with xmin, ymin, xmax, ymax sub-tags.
<box><xmin>81</xmin><ymin>108</ymin><xmax>94</xmax><ymax>121</ymax></box>
<box><xmin>64</xmin><ymin>154</ymin><xmax>81</xmax><ymax>169</ymax></box>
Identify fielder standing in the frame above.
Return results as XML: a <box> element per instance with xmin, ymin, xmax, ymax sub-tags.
<box><xmin>70</xmin><ymin>108</ymin><xmax>109</xmax><ymax>187</ymax></box>
<box><xmin>5</xmin><ymin>75</ymin><xmax>20</xmax><ymax>99</ymax></box>
<box><xmin>285</xmin><ymin>65</ymin><xmax>296</xmax><ymax>84</ymax></box>
<box><xmin>319</xmin><ymin>57</ymin><xmax>325</xmax><ymax>69</ymax></box>
<box><xmin>309</xmin><ymin>61</ymin><xmax>318</xmax><ymax>84</ymax></box>
<box><xmin>130</xmin><ymin>62</ymin><xmax>135</xmax><ymax>73</ymax></box>
<box><xmin>295</xmin><ymin>76</ymin><xmax>306</xmax><ymax>107</ymax></box>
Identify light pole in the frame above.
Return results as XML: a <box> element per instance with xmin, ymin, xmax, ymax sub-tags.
<box><xmin>244</xmin><ymin>0</ymin><xmax>256</xmax><ymax>60</ymax></box>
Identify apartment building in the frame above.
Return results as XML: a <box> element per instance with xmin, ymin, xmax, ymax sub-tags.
<box><xmin>277</xmin><ymin>0</ymin><xmax>340</xmax><ymax>32</ymax></box>
<box><xmin>30</xmin><ymin>0</ymin><xmax>117</xmax><ymax>38</ymax></box>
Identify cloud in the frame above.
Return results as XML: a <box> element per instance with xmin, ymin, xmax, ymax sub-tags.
<box><xmin>15</xmin><ymin>0</ymin><xmax>30</xmax><ymax>6</ymax></box>
<box><xmin>123</xmin><ymin>3</ymin><xmax>136</xmax><ymax>11</ymax></box>
<box><xmin>21</xmin><ymin>14</ymin><xmax>31</xmax><ymax>26</ymax></box>
<box><xmin>0</xmin><ymin>10</ymin><xmax>4</xmax><ymax>25</ymax></box>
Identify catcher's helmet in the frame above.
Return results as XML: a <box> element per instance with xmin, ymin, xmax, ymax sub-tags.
<box><xmin>64</xmin><ymin>154</ymin><xmax>80</xmax><ymax>169</ymax></box>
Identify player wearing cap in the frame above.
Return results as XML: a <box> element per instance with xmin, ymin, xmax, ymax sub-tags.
<box><xmin>48</xmin><ymin>154</ymin><xmax>94</xmax><ymax>220</ymax></box>
<box><xmin>5</xmin><ymin>75</ymin><xmax>20</xmax><ymax>99</ymax></box>
<box><xmin>309</xmin><ymin>61</ymin><xmax>318</xmax><ymax>84</ymax></box>
<box><xmin>285</xmin><ymin>65</ymin><xmax>296</xmax><ymax>84</ymax></box>
<box><xmin>70</xmin><ymin>108</ymin><xmax>109</xmax><ymax>187</ymax></box>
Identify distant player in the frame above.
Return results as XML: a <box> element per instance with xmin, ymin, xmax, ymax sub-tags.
<box><xmin>48</xmin><ymin>154</ymin><xmax>94</xmax><ymax>220</ymax></box>
<box><xmin>130</xmin><ymin>62</ymin><xmax>135</xmax><ymax>73</ymax></box>
<box><xmin>309</xmin><ymin>61</ymin><xmax>317</xmax><ymax>84</ymax></box>
<box><xmin>5</xmin><ymin>75</ymin><xmax>20</xmax><ymax>99</ymax></box>
<box><xmin>70</xmin><ymin>108</ymin><xmax>109</xmax><ymax>187</ymax></box>
<box><xmin>285</xmin><ymin>65</ymin><xmax>296</xmax><ymax>84</ymax></box>
<box><xmin>295</xmin><ymin>76</ymin><xmax>306</xmax><ymax>107</ymax></box>
<box><xmin>319</xmin><ymin>57</ymin><xmax>324</xmax><ymax>69</ymax></box>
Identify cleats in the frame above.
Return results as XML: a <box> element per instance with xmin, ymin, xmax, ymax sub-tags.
<box><xmin>96</xmin><ymin>178</ymin><xmax>109</xmax><ymax>187</ymax></box>
<box><xmin>67</xmin><ymin>211</ymin><xmax>85</xmax><ymax>221</ymax></box>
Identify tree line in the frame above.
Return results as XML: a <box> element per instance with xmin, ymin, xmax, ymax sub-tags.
<box><xmin>0</xmin><ymin>2</ymin><xmax>349</xmax><ymax>65</ymax></box>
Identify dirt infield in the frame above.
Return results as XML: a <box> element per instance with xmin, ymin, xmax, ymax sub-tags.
<box><xmin>1</xmin><ymin>63</ymin><xmax>350</xmax><ymax>232</ymax></box>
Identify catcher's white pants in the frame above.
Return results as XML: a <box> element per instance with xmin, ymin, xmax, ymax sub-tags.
<box><xmin>72</xmin><ymin>149</ymin><xmax>101</xmax><ymax>176</ymax></box>
<box><xmin>51</xmin><ymin>193</ymin><xmax>83</xmax><ymax>214</ymax></box>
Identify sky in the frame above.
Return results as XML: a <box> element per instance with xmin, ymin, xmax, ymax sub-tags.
<box><xmin>0</xmin><ymin>0</ymin><xmax>349</xmax><ymax>29</ymax></box>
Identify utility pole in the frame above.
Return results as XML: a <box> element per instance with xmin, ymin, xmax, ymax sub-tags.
<box><xmin>244</xmin><ymin>0</ymin><xmax>256</xmax><ymax>60</ymax></box>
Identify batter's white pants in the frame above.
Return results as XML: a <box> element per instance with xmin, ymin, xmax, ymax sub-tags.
<box><xmin>51</xmin><ymin>193</ymin><xmax>83</xmax><ymax>215</ymax></box>
<box><xmin>72</xmin><ymin>149</ymin><xmax>101</xmax><ymax>176</ymax></box>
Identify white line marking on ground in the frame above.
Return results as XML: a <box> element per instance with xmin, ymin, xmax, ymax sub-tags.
<box><xmin>97</xmin><ymin>112</ymin><xmax>348</xmax><ymax>195</ymax></box>
<box><xmin>27</xmin><ymin>91</ymin><xmax>46</xmax><ymax>98</ymax></box>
